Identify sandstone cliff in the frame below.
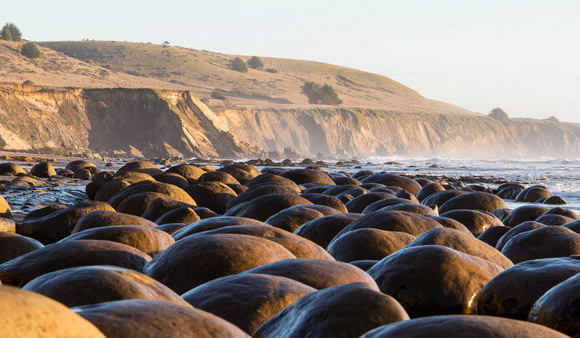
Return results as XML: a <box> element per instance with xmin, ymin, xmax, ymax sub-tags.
<box><xmin>1</xmin><ymin>83</ymin><xmax>579</xmax><ymax>159</ymax></box>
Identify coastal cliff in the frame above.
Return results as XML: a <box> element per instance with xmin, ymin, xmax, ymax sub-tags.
<box><xmin>1</xmin><ymin>83</ymin><xmax>579</xmax><ymax>159</ymax></box>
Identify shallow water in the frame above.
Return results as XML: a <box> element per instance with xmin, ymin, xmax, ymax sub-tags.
<box><xmin>3</xmin><ymin>157</ymin><xmax>579</xmax><ymax>219</ymax></box>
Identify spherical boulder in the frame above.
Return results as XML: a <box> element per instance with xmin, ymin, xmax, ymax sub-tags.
<box><xmin>61</xmin><ymin>225</ymin><xmax>174</xmax><ymax>257</ymax></box>
<box><xmin>182</xmin><ymin>273</ymin><xmax>316</xmax><ymax>334</ymax></box>
<box><xmin>438</xmin><ymin>192</ymin><xmax>507</xmax><ymax>213</ymax></box>
<box><xmin>416</xmin><ymin>183</ymin><xmax>446</xmax><ymax>202</ymax></box>
<box><xmin>185</xmin><ymin>181</ymin><xmax>237</xmax><ymax>214</ymax></box>
<box><xmin>345</xmin><ymin>192</ymin><xmax>396</xmax><ymax>213</ymax></box>
<box><xmin>115</xmin><ymin>161</ymin><xmax>162</xmax><ymax>175</ymax></box>
<box><xmin>172</xmin><ymin>216</ymin><xmax>267</xmax><ymax>240</ymax></box>
<box><xmin>265</xmin><ymin>205</ymin><xmax>339</xmax><ymax>232</ymax></box>
<box><xmin>17</xmin><ymin>201</ymin><xmax>115</xmax><ymax>244</ymax></box>
<box><xmin>245</xmin><ymin>258</ymin><xmax>379</xmax><ymax>291</ymax></box>
<box><xmin>227</xmin><ymin>184</ymin><xmax>300</xmax><ymax>211</ymax></box>
<box><xmin>0</xmin><ymin>285</ymin><xmax>105</xmax><ymax>337</ymax></box>
<box><xmin>294</xmin><ymin>213</ymin><xmax>363</xmax><ymax>248</ymax></box>
<box><xmin>367</xmin><ymin>245</ymin><xmax>503</xmax><ymax>317</ymax></box>
<box><xmin>224</xmin><ymin>193</ymin><xmax>313</xmax><ymax>221</ymax></box>
<box><xmin>440</xmin><ymin>209</ymin><xmax>504</xmax><ymax>236</ymax></box>
<box><xmin>527</xmin><ymin>272</ymin><xmax>580</xmax><ymax>336</ymax></box>
<box><xmin>477</xmin><ymin>225</ymin><xmax>511</xmax><ymax>247</ymax></box>
<box><xmin>73</xmin><ymin>299</ymin><xmax>248</xmax><ymax>338</ymax></box>
<box><xmin>335</xmin><ymin>210</ymin><xmax>442</xmax><ymax>239</ymax></box>
<box><xmin>359</xmin><ymin>174</ymin><xmax>422</xmax><ymax>194</ymax></box>
<box><xmin>0</xmin><ymin>231</ymin><xmax>43</xmax><ymax>263</ymax></box>
<box><xmin>0</xmin><ymin>195</ymin><xmax>12</xmax><ymax>219</ymax></box>
<box><xmin>406</xmin><ymin>228</ymin><xmax>513</xmax><ymax>269</ymax></box>
<box><xmin>255</xmin><ymin>283</ymin><xmax>409</xmax><ymax>338</ymax></box>
<box><xmin>495</xmin><ymin>221</ymin><xmax>546</xmax><ymax>251</ymax></box>
<box><xmin>193</xmin><ymin>224</ymin><xmax>333</xmax><ymax>260</ymax></box>
<box><xmin>30</xmin><ymin>161</ymin><xmax>56</xmax><ymax>177</ymax></box>
<box><xmin>73</xmin><ymin>210</ymin><xmax>157</xmax><ymax>233</ymax></box>
<box><xmin>361</xmin><ymin>315</ymin><xmax>567</xmax><ymax>337</ymax></box>
<box><xmin>420</xmin><ymin>190</ymin><xmax>466</xmax><ymax>208</ymax></box>
<box><xmin>281</xmin><ymin>168</ymin><xmax>335</xmax><ymax>185</ymax></box>
<box><xmin>165</xmin><ymin>164</ymin><xmax>206</xmax><ymax>182</ymax></box>
<box><xmin>328</xmin><ymin>229</ymin><xmax>414</xmax><ymax>262</ymax></box>
<box><xmin>516</xmin><ymin>185</ymin><xmax>553</xmax><ymax>202</ymax></box>
<box><xmin>501</xmin><ymin>226</ymin><xmax>580</xmax><ymax>263</ymax></box>
<box><xmin>23</xmin><ymin>265</ymin><xmax>188</xmax><ymax>307</ymax></box>
<box><xmin>478</xmin><ymin>256</ymin><xmax>580</xmax><ymax>320</ymax></box>
<box><xmin>154</xmin><ymin>207</ymin><xmax>200</xmax><ymax>225</ymax></box>
<box><xmin>144</xmin><ymin>234</ymin><xmax>295</xmax><ymax>293</ymax></box>
<box><xmin>0</xmin><ymin>162</ymin><xmax>26</xmax><ymax>176</ymax></box>
<box><xmin>300</xmin><ymin>193</ymin><xmax>348</xmax><ymax>213</ymax></box>
<box><xmin>108</xmin><ymin>182</ymin><xmax>195</xmax><ymax>209</ymax></box>
<box><xmin>0</xmin><ymin>239</ymin><xmax>151</xmax><ymax>286</ymax></box>
<box><xmin>199</xmin><ymin>171</ymin><xmax>240</xmax><ymax>185</ymax></box>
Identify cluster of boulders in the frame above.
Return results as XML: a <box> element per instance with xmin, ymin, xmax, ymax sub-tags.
<box><xmin>0</xmin><ymin>160</ymin><xmax>578</xmax><ymax>337</ymax></box>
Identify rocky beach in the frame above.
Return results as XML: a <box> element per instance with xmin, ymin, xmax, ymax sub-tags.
<box><xmin>0</xmin><ymin>153</ymin><xmax>578</xmax><ymax>337</ymax></box>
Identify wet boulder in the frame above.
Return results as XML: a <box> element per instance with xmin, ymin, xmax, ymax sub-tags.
<box><xmin>516</xmin><ymin>185</ymin><xmax>553</xmax><ymax>202</ymax></box>
<box><xmin>30</xmin><ymin>161</ymin><xmax>56</xmax><ymax>177</ymax></box>
<box><xmin>477</xmin><ymin>225</ymin><xmax>511</xmax><ymax>247</ymax></box>
<box><xmin>61</xmin><ymin>225</ymin><xmax>174</xmax><ymax>257</ymax></box>
<box><xmin>199</xmin><ymin>171</ymin><xmax>240</xmax><ymax>185</ymax></box>
<box><xmin>246</xmin><ymin>173</ymin><xmax>301</xmax><ymax>191</ymax></box>
<box><xmin>495</xmin><ymin>221</ymin><xmax>546</xmax><ymax>251</ymax></box>
<box><xmin>245</xmin><ymin>258</ymin><xmax>379</xmax><ymax>290</ymax></box>
<box><xmin>23</xmin><ymin>265</ymin><xmax>188</xmax><ymax>307</ymax></box>
<box><xmin>328</xmin><ymin>229</ymin><xmax>415</xmax><ymax>262</ymax></box>
<box><xmin>0</xmin><ymin>231</ymin><xmax>43</xmax><ymax>263</ymax></box>
<box><xmin>478</xmin><ymin>257</ymin><xmax>580</xmax><ymax>320</ymax></box>
<box><xmin>0</xmin><ymin>239</ymin><xmax>151</xmax><ymax>286</ymax></box>
<box><xmin>73</xmin><ymin>299</ymin><xmax>247</xmax><ymax>338</ymax></box>
<box><xmin>107</xmin><ymin>181</ymin><xmax>195</xmax><ymax>209</ymax></box>
<box><xmin>0</xmin><ymin>195</ymin><xmax>12</xmax><ymax>219</ymax></box>
<box><xmin>17</xmin><ymin>201</ymin><xmax>115</xmax><ymax>244</ymax></box>
<box><xmin>182</xmin><ymin>273</ymin><xmax>315</xmax><ymax>335</ymax></box>
<box><xmin>227</xmin><ymin>184</ymin><xmax>300</xmax><ymax>210</ymax></box>
<box><xmin>438</xmin><ymin>192</ymin><xmax>507</xmax><ymax>213</ymax></box>
<box><xmin>73</xmin><ymin>210</ymin><xmax>157</xmax><ymax>233</ymax></box>
<box><xmin>172</xmin><ymin>216</ymin><xmax>267</xmax><ymax>240</ymax></box>
<box><xmin>535</xmin><ymin>213</ymin><xmax>575</xmax><ymax>226</ymax></box>
<box><xmin>528</xmin><ymin>272</ymin><xmax>580</xmax><ymax>336</ymax></box>
<box><xmin>416</xmin><ymin>183</ymin><xmax>446</xmax><ymax>202</ymax></box>
<box><xmin>151</xmin><ymin>172</ymin><xmax>189</xmax><ymax>189</ymax></box>
<box><xmin>406</xmin><ymin>228</ymin><xmax>513</xmax><ymax>269</ymax></box>
<box><xmin>165</xmin><ymin>164</ymin><xmax>207</xmax><ymax>182</ymax></box>
<box><xmin>281</xmin><ymin>168</ymin><xmax>335</xmax><ymax>185</ymax></box>
<box><xmin>501</xmin><ymin>226</ymin><xmax>580</xmax><ymax>263</ymax></box>
<box><xmin>193</xmin><ymin>224</ymin><xmax>333</xmax><ymax>260</ymax></box>
<box><xmin>224</xmin><ymin>193</ymin><xmax>313</xmax><ymax>221</ymax></box>
<box><xmin>265</xmin><ymin>205</ymin><xmax>339</xmax><ymax>232</ymax></box>
<box><xmin>359</xmin><ymin>174</ymin><xmax>422</xmax><ymax>194</ymax></box>
<box><xmin>0</xmin><ymin>162</ymin><xmax>27</xmax><ymax>176</ymax></box>
<box><xmin>420</xmin><ymin>190</ymin><xmax>466</xmax><ymax>208</ymax></box>
<box><xmin>345</xmin><ymin>192</ymin><xmax>396</xmax><ymax>213</ymax></box>
<box><xmin>115</xmin><ymin>161</ymin><xmax>162</xmax><ymax>175</ymax></box>
<box><xmin>361</xmin><ymin>315</ymin><xmax>566</xmax><ymax>337</ymax></box>
<box><xmin>367</xmin><ymin>245</ymin><xmax>503</xmax><ymax>317</ymax></box>
<box><xmin>440</xmin><ymin>209</ymin><xmax>504</xmax><ymax>236</ymax></box>
<box><xmin>300</xmin><ymin>193</ymin><xmax>348</xmax><ymax>213</ymax></box>
<box><xmin>255</xmin><ymin>283</ymin><xmax>409</xmax><ymax>338</ymax></box>
<box><xmin>294</xmin><ymin>213</ymin><xmax>363</xmax><ymax>248</ymax></box>
<box><xmin>144</xmin><ymin>233</ymin><xmax>295</xmax><ymax>294</ymax></box>
<box><xmin>154</xmin><ymin>207</ymin><xmax>200</xmax><ymax>225</ymax></box>
<box><xmin>185</xmin><ymin>181</ymin><xmax>237</xmax><ymax>214</ymax></box>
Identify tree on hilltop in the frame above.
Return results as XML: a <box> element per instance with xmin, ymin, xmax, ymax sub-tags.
<box><xmin>230</xmin><ymin>57</ymin><xmax>248</xmax><ymax>73</ymax></box>
<box><xmin>1</xmin><ymin>23</ymin><xmax>22</xmax><ymax>41</ymax></box>
<box><xmin>301</xmin><ymin>81</ymin><xmax>342</xmax><ymax>105</ymax></box>
<box><xmin>488</xmin><ymin>107</ymin><xmax>509</xmax><ymax>121</ymax></box>
<box><xmin>247</xmin><ymin>56</ymin><xmax>263</xmax><ymax>69</ymax></box>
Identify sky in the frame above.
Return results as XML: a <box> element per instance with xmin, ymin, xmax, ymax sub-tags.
<box><xmin>2</xmin><ymin>0</ymin><xmax>580</xmax><ymax>123</ymax></box>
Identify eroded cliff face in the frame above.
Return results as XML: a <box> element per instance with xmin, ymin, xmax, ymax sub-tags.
<box><xmin>221</xmin><ymin>108</ymin><xmax>580</xmax><ymax>159</ymax></box>
<box><xmin>0</xmin><ymin>84</ymin><xmax>579</xmax><ymax>159</ymax></box>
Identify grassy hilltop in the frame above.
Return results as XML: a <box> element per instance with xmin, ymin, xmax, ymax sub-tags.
<box><xmin>0</xmin><ymin>39</ymin><xmax>470</xmax><ymax>114</ymax></box>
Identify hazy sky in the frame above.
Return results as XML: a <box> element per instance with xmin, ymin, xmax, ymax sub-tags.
<box><xmin>3</xmin><ymin>0</ymin><xmax>580</xmax><ymax>123</ymax></box>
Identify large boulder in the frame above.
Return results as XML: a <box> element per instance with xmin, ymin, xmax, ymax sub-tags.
<box><xmin>439</xmin><ymin>209</ymin><xmax>504</xmax><ymax>236</ymax></box>
<box><xmin>0</xmin><ymin>162</ymin><xmax>26</xmax><ymax>176</ymax></box>
<box><xmin>0</xmin><ymin>239</ymin><xmax>151</xmax><ymax>286</ymax></box>
<box><xmin>17</xmin><ymin>201</ymin><xmax>115</xmax><ymax>244</ymax></box>
<box><xmin>0</xmin><ymin>285</ymin><xmax>104</xmax><ymax>337</ymax></box>
<box><xmin>192</xmin><ymin>225</ymin><xmax>333</xmax><ymax>260</ymax></box>
<box><xmin>528</xmin><ymin>272</ymin><xmax>580</xmax><ymax>336</ymax></box>
<box><xmin>359</xmin><ymin>174</ymin><xmax>422</xmax><ymax>194</ymax></box>
<box><xmin>438</xmin><ymin>192</ymin><xmax>507</xmax><ymax>213</ymax></box>
<box><xmin>0</xmin><ymin>195</ymin><xmax>12</xmax><ymax>219</ymax></box>
<box><xmin>367</xmin><ymin>245</ymin><xmax>503</xmax><ymax>317</ymax></box>
<box><xmin>335</xmin><ymin>210</ymin><xmax>442</xmax><ymax>239</ymax></box>
<box><xmin>0</xmin><ymin>231</ymin><xmax>43</xmax><ymax>263</ymax></box>
<box><xmin>328</xmin><ymin>229</ymin><xmax>415</xmax><ymax>262</ymax></box>
<box><xmin>265</xmin><ymin>205</ymin><xmax>339</xmax><ymax>232</ymax></box>
<box><xmin>73</xmin><ymin>299</ymin><xmax>248</xmax><ymax>338</ymax></box>
<box><xmin>73</xmin><ymin>210</ymin><xmax>157</xmax><ymax>233</ymax></box>
<box><xmin>495</xmin><ymin>221</ymin><xmax>546</xmax><ymax>251</ymax></box>
<box><xmin>478</xmin><ymin>257</ymin><xmax>580</xmax><ymax>320</ymax></box>
<box><xmin>61</xmin><ymin>225</ymin><xmax>174</xmax><ymax>257</ymax></box>
<box><xmin>182</xmin><ymin>273</ymin><xmax>316</xmax><ymax>334</ymax></box>
<box><xmin>23</xmin><ymin>265</ymin><xmax>188</xmax><ymax>307</ymax></box>
<box><xmin>281</xmin><ymin>168</ymin><xmax>335</xmax><ymax>185</ymax></box>
<box><xmin>294</xmin><ymin>213</ymin><xmax>363</xmax><ymax>248</ymax></box>
<box><xmin>361</xmin><ymin>315</ymin><xmax>566</xmax><ymax>337</ymax></box>
<box><xmin>30</xmin><ymin>161</ymin><xmax>56</xmax><ymax>177</ymax></box>
<box><xmin>255</xmin><ymin>283</ymin><xmax>409</xmax><ymax>338</ymax></box>
<box><xmin>502</xmin><ymin>205</ymin><xmax>550</xmax><ymax>227</ymax></box>
<box><xmin>144</xmin><ymin>234</ymin><xmax>295</xmax><ymax>294</ymax></box>
<box><xmin>107</xmin><ymin>182</ymin><xmax>195</xmax><ymax>209</ymax></box>
<box><xmin>501</xmin><ymin>226</ymin><xmax>580</xmax><ymax>263</ymax></box>
<box><xmin>172</xmin><ymin>216</ymin><xmax>267</xmax><ymax>240</ymax></box>
<box><xmin>185</xmin><ymin>181</ymin><xmax>237</xmax><ymax>214</ymax></box>
<box><xmin>345</xmin><ymin>192</ymin><xmax>396</xmax><ymax>213</ymax></box>
<box><xmin>115</xmin><ymin>161</ymin><xmax>162</xmax><ymax>175</ymax></box>
<box><xmin>224</xmin><ymin>193</ymin><xmax>313</xmax><ymax>221</ymax></box>
<box><xmin>165</xmin><ymin>164</ymin><xmax>207</xmax><ymax>182</ymax></box>
<box><xmin>245</xmin><ymin>258</ymin><xmax>379</xmax><ymax>291</ymax></box>
<box><xmin>405</xmin><ymin>228</ymin><xmax>513</xmax><ymax>269</ymax></box>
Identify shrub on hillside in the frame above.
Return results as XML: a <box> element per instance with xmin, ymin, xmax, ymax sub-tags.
<box><xmin>247</xmin><ymin>56</ymin><xmax>263</xmax><ymax>69</ymax></box>
<box><xmin>211</xmin><ymin>90</ymin><xmax>227</xmax><ymax>100</ymax></box>
<box><xmin>488</xmin><ymin>107</ymin><xmax>509</xmax><ymax>121</ymax></box>
<box><xmin>21</xmin><ymin>42</ymin><xmax>41</xmax><ymax>59</ymax></box>
<box><xmin>1</xmin><ymin>23</ymin><xmax>22</xmax><ymax>41</ymax></box>
<box><xmin>265</xmin><ymin>68</ymin><xmax>278</xmax><ymax>73</ymax></box>
<box><xmin>301</xmin><ymin>81</ymin><xmax>342</xmax><ymax>105</ymax></box>
<box><xmin>230</xmin><ymin>57</ymin><xmax>248</xmax><ymax>73</ymax></box>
